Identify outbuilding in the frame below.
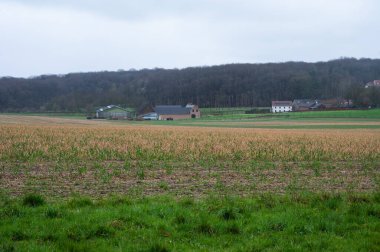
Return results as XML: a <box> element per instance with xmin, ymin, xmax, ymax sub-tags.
<box><xmin>292</xmin><ymin>99</ymin><xmax>318</xmax><ymax>111</ymax></box>
<box><xmin>95</xmin><ymin>105</ymin><xmax>131</xmax><ymax>119</ymax></box>
<box><xmin>154</xmin><ymin>104</ymin><xmax>201</xmax><ymax>120</ymax></box>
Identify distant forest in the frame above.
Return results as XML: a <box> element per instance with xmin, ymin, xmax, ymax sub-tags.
<box><xmin>0</xmin><ymin>58</ymin><xmax>380</xmax><ymax>112</ymax></box>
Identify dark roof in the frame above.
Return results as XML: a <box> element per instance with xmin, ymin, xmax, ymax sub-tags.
<box><xmin>310</xmin><ymin>103</ymin><xmax>325</xmax><ymax>109</ymax></box>
<box><xmin>154</xmin><ymin>105</ymin><xmax>191</xmax><ymax>115</ymax></box>
<box><xmin>293</xmin><ymin>99</ymin><xmax>317</xmax><ymax>108</ymax></box>
<box><xmin>272</xmin><ymin>101</ymin><xmax>293</xmax><ymax>107</ymax></box>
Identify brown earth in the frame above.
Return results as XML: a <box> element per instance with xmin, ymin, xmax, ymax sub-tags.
<box><xmin>1</xmin><ymin>161</ymin><xmax>378</xmax><ymax>199</ymax></box>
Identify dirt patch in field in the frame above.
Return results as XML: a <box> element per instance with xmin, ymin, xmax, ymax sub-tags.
<box><xmin>1</xmin><ymin>161</ymin><xmax>378</xmax><ymax>198</ymax></box>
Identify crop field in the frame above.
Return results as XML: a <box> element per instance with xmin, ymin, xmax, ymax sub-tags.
<box><xmin>1</xmin><ymin>114</ymin><xmax>380</xmax><ymax>251</ymax></box>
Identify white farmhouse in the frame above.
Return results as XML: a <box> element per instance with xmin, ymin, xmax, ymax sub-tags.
<box><xmin>272</xmin><ymin>101</ymin><xmax>293</xmax><ymax>113</ymax></box>
<box><xmin>365</xmin><ymin>80</ymin><xmax>380</xmax><ymax>88</ymax></box>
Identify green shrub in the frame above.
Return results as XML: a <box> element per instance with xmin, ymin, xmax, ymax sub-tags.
<box><xmin>67</xmin><ymin>197</ymin><xmax>93</xmax><ymax>208</ymax></box>
<box><xmin>325</xmin><ymin>195</ymin><xmax>343</xmax><ymax>210</ymax></box>
<box><xmin>137</xmin><ymin>169</ymin><xmax>145</xmax><ymax>180</ymax></box>
<box><xmin>66</xmin><ymin>225</ymin><xmax>90</xmax><ymax>241</ymax></box>
<box><xmin>45</xmin><ymin>207</ymin><xmax>62</xmax><ymax>218</ymax></box>
<box><xmin>124</xmin><ymin>160</ymin><xmax>131</xmax><ymax>170</ymax></box>
<box><xmin>197</xmin><ymin>222</ymin><xmax>215</xmax><ymax>235</ymax></box>
<box><xmin>22</xmin><ymin>194</ymin><xmax>45</xmax><ymax>207</ymax></box>
<box><xmin>93</xmin><ymin>225</ymin><xmax>115</xmax><ymax>238</ymax></box>
<box><xmin>367</xmin><ymin>207</ymin><xmax>380</xmax><ymax>218</ymax></box>
<box><xmin>219</xmin><ymin>207</ymin><xmax>237</xmax><ymax>221</ymax></box>
<box><xmin>180</xmin><ymin>197</ymin><xmax>194</xmax><ymax>207</ymax></box>
<box><xmin>158</xmin><ymin>181</ymin><xmax>169</xmax><ymax>190</ymax></box>
<box><xmin>0</xmin><ymin>242</ymin><xmax>15</xmax><ymax>252</ymax></box>
<box><xmin>149</xmin><ymin>243</ymin><xmax>170</xmax><ymax>252</ymax></box>
<box><xmin>174</xmin><ymin>215</ymin><xmax>186</xmax><ymax>225</ymax></box>
<box><xmin>267</xmin><ymin>220</ymin><xmax>287</xmax><ymax>232</ymax></box>
<box><xmin>11</xmin><ymin>230</ymin><xmax>29</xmax><ymax>241</ymax></box>
<box><xmin>0</xmin><ymin>205</ymin><xmax>23</xmax><ymax>218</ymax></box>
<box><xmin>226</xmin><ymin>223</ymin><xmax>241</xmax><ymax>234</ymax></box>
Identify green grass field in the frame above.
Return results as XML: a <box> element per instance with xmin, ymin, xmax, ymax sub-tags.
<box><xmin>127</xmin><ymin>109</ymin><xmax>380</xmax><ymax>129</ymax></box>
<box><xmin>1</xmin><ymin>193</ymin><xmax>380</xmax><ymax>251</ymax></box>
<box><xmin>271</xmin><ymin>109</ymin><xmax>380</xmax><ymax>119</ymax></box>
<box><xmin>199</xmin><ymin>108</ymin><xmax>380</xmax><ymax>120</ymax></box>
<box><xmin>5</xmin><ymin>108</ymin><xmax>380</xmax><ymax>125</ymax></box>
<box><xmin>2</xmin><ymin>112</ymin><xmax>86</xmax><ymax>119</ymax></box>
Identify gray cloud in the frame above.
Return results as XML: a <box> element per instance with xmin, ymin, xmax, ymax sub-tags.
<box><xmin>0</xmin><ymin>0</ymin><xmax>379</xmax><ymax>77</ymax></box>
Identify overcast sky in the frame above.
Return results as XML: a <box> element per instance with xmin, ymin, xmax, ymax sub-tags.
<box><xmin>0</xmin><ymin>0</ymin><xmax>379</xmax><ymax>77</ymax></box>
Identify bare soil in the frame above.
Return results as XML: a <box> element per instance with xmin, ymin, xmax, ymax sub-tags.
<box><xmin>1</xmin><ymin>161</ymin><xmax>378</xmax><ymax>199</ymax></box>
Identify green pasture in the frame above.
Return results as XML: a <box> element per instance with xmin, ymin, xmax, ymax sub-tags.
<box><xmin>1</xmin><ymin>193</ymin><xmax>379</xmax><ymax>252</ymax></box>
<box><xmin>125</xmin><ymin>109</ymin><xmax>380</xmax><ymax>129</ymax></box>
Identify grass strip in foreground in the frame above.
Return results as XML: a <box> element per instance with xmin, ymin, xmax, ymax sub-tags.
<box><xmin>0</xmin><ymin>193</ymin><xmax>379</xmax><ymax>251</ymax></box>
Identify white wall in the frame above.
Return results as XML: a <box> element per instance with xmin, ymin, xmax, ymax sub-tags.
<box><xmin>272</xmin><ymin>106</ymin><xmax>292</xmax><ymax>113</ymax></box>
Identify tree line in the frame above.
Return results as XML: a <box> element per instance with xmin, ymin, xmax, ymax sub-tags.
<box><xmin>0</xmin><ymin>58</ymin><xmax>379</xmax><ymax>112</ymax></box>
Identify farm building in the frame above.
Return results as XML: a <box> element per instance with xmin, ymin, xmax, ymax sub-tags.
<box><xmin>365</xmin><ymin>80</ymin><xmax>380</xmax><ymax>88</ymax></box>
<box><xmin>271</xmin><ymin>101</ymin><xmax>293</xmax><ymax>113</ymax></box>
<box><xmin>293</xmin><ymin>99</ymin><xmax>318</xmax><ymax>111</ymax></box>
<box><xmin>95</xmin><ymin>105</ymin><xmax>132</xmax><ymax>119</ymax></box>
<box><xmin>293</xmin><ymin>98</ymin><xmax>352</xmax><ymax>111</ymax></box>
<box><xmin>318</xmin><ymin>98</ymin><xmax>351</xmax><ymax>109</ymax></box>
<box><xmin>139</xmin><ymin>104</ymin><xmax>201</xmax><ymax>120</ymax></box>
